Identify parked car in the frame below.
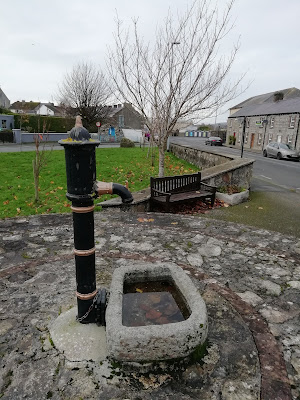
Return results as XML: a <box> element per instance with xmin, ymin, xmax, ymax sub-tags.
<box><xmin>205</xmin><ymin>136</ymin><xmax>222</xmax><ymax>146</ymax></box>
<box><xmin>263</xmin><ymin>142</ymin><xmax>300</xmax><ymax>161</ymax></box>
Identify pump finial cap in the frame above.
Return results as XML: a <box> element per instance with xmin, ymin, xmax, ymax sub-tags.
<box><xmin>69</xmin><ymin>116</ymin><xmax>90</xmax><ymax>141</ymax></box>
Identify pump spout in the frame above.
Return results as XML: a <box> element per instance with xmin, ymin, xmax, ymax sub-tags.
<box><xmin>95</xmin><ymin>181</ymin><xmax>133</xmax><ymax>204</ymax></box>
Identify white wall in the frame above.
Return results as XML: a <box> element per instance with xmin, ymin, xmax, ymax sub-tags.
<box><xmin>36</xmin><ymin>104</ymin><xmax>54</xmax><ymax>116</ymax></box>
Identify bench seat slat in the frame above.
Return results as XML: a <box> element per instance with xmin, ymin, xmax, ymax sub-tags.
<box><xmin>152</xmin><ymin>190</ymin><xmax>213</xmax><ymax>204</ymax></box>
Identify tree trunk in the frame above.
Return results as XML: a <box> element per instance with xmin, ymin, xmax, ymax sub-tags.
<box><xmin>158</xmin><ymin>145</ymin><xmax>165</xmax><ymax>177</ymax></box>
<box><xmin>33</xmin><ymin>159</ymin><xmax>39</xmax><ymax>203</ymax></box>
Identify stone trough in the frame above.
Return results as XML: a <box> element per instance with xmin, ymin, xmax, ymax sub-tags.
<box><xmin>105</xmin><ymin>263</ymin><xmax>208</xmax><ymax>363</ymax></box>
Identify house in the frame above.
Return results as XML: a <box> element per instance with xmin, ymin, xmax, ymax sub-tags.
<box><xmin>10</xmin><ymin>101</ymin><xmax>40</xmax><ymax>114</ymax></box>
<box><xmin>35</xmin><ymin>103</ymin><xmax>62</xmax><ymax>116</ymax></box>
<box><xmin>10</xmin><ymin>101</ymin><xmax>61</xmax><ymax>116</ymax></box>
<box><xmin>227</xmin><ymin>88</ymin><xmax>300</xmax><ymax>151</ymax></box>
<box><xmin>0</xmin><ymin>87</ymin><xmax>10</xmax><ymax>109</ymax></box>
<box><xmin>106</xmin><ymin>103</ymin><xmax>144</xmax><ymax>130</ymax></box>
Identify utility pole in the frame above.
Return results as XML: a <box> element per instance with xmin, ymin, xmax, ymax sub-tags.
<box><xmin>240</xmin><ymin>117</ymin><xmax>246</xmax><ymax>158</ymax></box>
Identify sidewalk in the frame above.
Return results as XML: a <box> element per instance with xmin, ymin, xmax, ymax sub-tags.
<box><xmin>0</xmin><ymin>211</ymin><xmax>299</xmax><ymax>399</ymax></box>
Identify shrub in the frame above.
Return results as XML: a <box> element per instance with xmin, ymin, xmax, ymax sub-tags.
<box><xmin>229</xmin><ymin>135</ymin><xmax>236</xmax><ymax>145</ymax></box>
<box><xmin>0</xmin><ymin>129</ymin><xmax>14</xmax><ymax>143</ymax></box>
<box><xmin>120</xmin><ymin>137</ymin><xmax>135</xmax><ymax>148</ymax></box>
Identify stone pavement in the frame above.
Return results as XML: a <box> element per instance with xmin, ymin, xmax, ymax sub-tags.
<box><xmin>0</xmin><ymin>211</ymin><xmax>299</xmax><ymax>399</ymax></box>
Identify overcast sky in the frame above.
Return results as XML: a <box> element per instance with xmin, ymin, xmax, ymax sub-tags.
<box><xmin>1</xmin><ymin>0</ymin><xmax>300</xmax><ymax>123</ymax></box>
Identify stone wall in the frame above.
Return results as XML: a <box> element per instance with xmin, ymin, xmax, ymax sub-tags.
<box><xmin>201</xmin><ymin>159</ymin><xmax>254</xmax><ymax>190</ymax></box>
<box><xmin>169</xmin><ymin>143</ymin><xmax>254</xmax><ymax>190</ymax></box>
<box><xmin>169</xmin><ymin>143</ymin><xmax>231</xmax><ymax>168</ymax></box>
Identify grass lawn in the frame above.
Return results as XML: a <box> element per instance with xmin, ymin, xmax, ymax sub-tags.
<box><xmin>0</xmin><ymin>147</ymin><xmax>198</xmax><ymax>218</ymax></box>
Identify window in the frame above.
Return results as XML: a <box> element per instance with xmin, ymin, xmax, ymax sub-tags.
<box><xmin>270</xmin><ymin>116</ymin><xmax>275</xmax><ymax>128</ymax></box>
<box><xmin>257</xmin><ymin>132</ymin><xmax>262</xmax><ymax>145</ymax></box>
<box><xmin>238</xmin><ymin>132</ymin><xmax>241</xmax><ymax>143</ymax></box>
<box><xmin>239</xmin><ymin>119</ymin><xmax>243</xmax><ymax>128</ymax></box>
<box><xmin>268</xmin><ymin>133</ymin><xmax>273</xmax><ymax>142</ymax></box>
<box><xmin>118</xmin><ymin>115</ymin><xmax>124</xmax><ymax>128</ymax></box>
<box><xmin>229</xmin><ymin>119</ymin><xmax>232</xmax><ymax>128</ymax></box>
<box><xmin>287</xmin><ymin>134</ymin><xmax>293</xmax><ymax>144</ymax></box>
<box><xmin>277</xmin><ymin>135</ymin><xmax>282</xmax><ymax>143</ymax></box>
<box><xmin>246</xmin><ymin>117</ymin><xmax>250</xmax><ymax>128</ymax></box>
<box><xmin>1</xmin><ymin>120</ymin><xmax>7</xmax><ymax>129</ymax></box>
<box><xmin>289</xmin><ymin>115</ymin><xmax>296</xmax><ymax>128</ymax></box>
<box><xmin>244</xmin><ymin>132</ymin><xmax>249</xmax><ymax>144</ymax></box>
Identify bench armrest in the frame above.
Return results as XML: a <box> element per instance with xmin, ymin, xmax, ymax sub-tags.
<box><xmin>200</xmin><ymin>182</ymin><xmax>217</xmax><ymax>192</ymax></box>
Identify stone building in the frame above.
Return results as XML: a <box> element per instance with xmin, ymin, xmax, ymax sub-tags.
<box><xmin>106</xmin><ymin>103</ymin><xmax>144</xmax><ymax>130</ymax></box>
<box><xmin>227</xmin><ymin>88</ymin><xmax>300</xmax><ymax>151</ymax></box>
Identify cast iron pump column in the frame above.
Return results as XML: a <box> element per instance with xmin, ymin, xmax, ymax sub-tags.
<box><xmin>59</xmin><ymin>117</ymin><xmax>133</xmax><ymax>324</ymax></box>
<box><xmin>59</xmin><ymin>117</ymin><xmax>99</xmax><ymax>323</ymax></box>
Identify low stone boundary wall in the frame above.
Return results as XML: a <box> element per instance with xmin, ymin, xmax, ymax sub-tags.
<box><xmin>169</xmin><ymin>143</ymin><xmax>231</xmax><ymax>168</ymax></box>
<box><xmin>169</xmin><ymin>143</ymin><xmax>254</xmax><ymax>190</ymax></box>
<box><xmin>13</xmin><ymin>130</ymin><xmax>68</xmax><ymax>144</ymax></box>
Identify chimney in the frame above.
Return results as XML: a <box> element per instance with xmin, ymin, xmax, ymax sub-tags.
<box><xmin>274</xmin><ymin>92</ymin><xmax>284</xmax><ymax>102</ymax></box>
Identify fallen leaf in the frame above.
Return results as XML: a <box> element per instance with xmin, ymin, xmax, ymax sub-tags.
<box><xmin>223</xmin><ymin>203</ymin><xmax>230</xmax><ymax>207</ymax></box>
<box><xmin>136</xmin><ymin>288</ymin><xmax>143</xmax><ymax>293</ymax></box>
<box><xmin>16</xmin><ymin>208</ymin><xmax>21</xmax><ymax>214</ymax></box>
<box><xmin>148</xmin><ymin>218</ymin><xmax>154</xmax><ymax>222</ymax></box>
<box><xmin>245</xmin><ymin>205</ymin><xmax>249</xmax><ymax>208</ymax></box>
<box><xmin>258</xmin><ymin>207</ymin><xmax>263</xmax><ymax>210</ymax></box>
<box><xmin>3</xmin><ymin>200</ymin><xmax>9</xmax><ymax>205</ymax></box>
<box><xmin>137</xmin><ymin>217</ymin><xmax>145</xmax><ymax>222</ymax></box>
<box><xmin>171</xmin><ymin>222</ymin><xmax>178</xmax><ymax>225</ymax></box>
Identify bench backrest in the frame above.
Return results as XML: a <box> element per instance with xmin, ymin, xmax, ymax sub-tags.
<box><xmin>150</xmin><ymin>172</ymin><xmax>201</xmax><ymax>196</ymax></box>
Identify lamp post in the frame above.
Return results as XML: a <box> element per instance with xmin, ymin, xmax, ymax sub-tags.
<box><xmin>240</xmin><ymin>117</ymin><xmax>246</xmax><ymax>158</ymax></box>
<box><xmin>261</xmin><ymin>119</ymin><xmax>268</xmax><ymax>151</ymax></box>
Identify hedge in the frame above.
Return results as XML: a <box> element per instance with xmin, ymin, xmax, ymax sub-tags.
<box><xmin>14</xmin><ymin>114</ymin><xmax>75</xmax><ymax>133</ymax></box>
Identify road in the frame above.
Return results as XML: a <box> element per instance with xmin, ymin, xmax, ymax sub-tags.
<box><xmin>170</xmin><ymin>137</ymin><xmax>300</xmax><ymax>193</ymax></box>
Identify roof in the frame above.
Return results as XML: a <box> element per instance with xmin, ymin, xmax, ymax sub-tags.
<box><xmin>229</xmin><ymin>97</ymin><xmax>300</xmax><ymax>118</ymax></box>
<box><xmin>37</xmin><ymin>103</ymin><xmax>60</xmax><ymax>113</ymax></box>
<box><xmin>10</xmin><ymin>101</ymin><xmax>40</xmax><ymax>110</ymax></box>
<box><xmin>230</xmin><ymin>87</ymin><xmax>300</xmax><ymax>110</ymax></box>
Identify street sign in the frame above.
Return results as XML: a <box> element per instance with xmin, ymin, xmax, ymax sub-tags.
<box><xmin>96</xmin><ymin>122</ymin><xmax>101</xmax><ymax>127</ymax></box>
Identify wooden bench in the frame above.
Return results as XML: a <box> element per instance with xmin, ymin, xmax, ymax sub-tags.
<box><xmin>150</xmin><ymin>172</ymin><xmax>216</xmax><ymax>212</ymax></box>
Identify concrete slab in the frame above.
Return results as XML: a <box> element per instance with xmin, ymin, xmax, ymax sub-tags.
<box><xmin>50</xmin><ymin>307</ymin><xmax>107</xmax><ymax>362</ymax></box>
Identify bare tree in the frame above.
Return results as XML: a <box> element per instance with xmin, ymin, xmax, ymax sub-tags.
<box><xmin>58</xmin><ymin>62</ymin><xmax>111</xmax><ymax>126</ymax></box>
<box><xmin>32</xmin><ymin>119</ymin><xmax>50</xmax><ymax>203</ymax></box>
<box><xmin>108</xmin><ymin>0</ymin><xmax>246</xmax><ymax>177</ymax></box>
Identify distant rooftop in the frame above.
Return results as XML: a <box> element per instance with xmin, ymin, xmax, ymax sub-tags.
<box><xmin>230</xmin><ymin>87</ymin><xmax>300</xmax><ymax>110</ymax></box>
<box><xmin>229</xmin><ymin>96</ymin><xmax>300</xmax><ymax>118</ymax></box>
